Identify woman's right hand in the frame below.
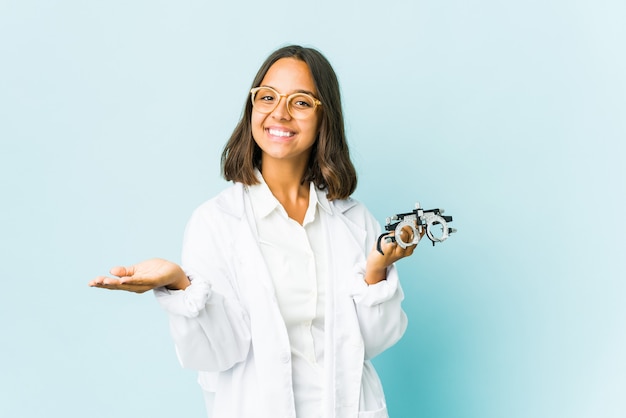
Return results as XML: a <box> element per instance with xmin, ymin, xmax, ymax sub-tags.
<box><xmin>88</xmin><ymin>258</ymin><xmax>190</xmax><ymax>294</ymax></box>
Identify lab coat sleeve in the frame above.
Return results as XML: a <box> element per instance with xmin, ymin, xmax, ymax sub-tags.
<box><xmin>350</xmin><ymin>264</ymin><xmax>407</xmax><ymax>359</ymax></box>
<box><xmin>348</xmin><ymin>207</ymin><xmax>408</xmax><ymax>360</ymax></box>
<box><xmin>154</xmin><ymin>202</ymin><xmax>251</xmax><ymax>372</ymax></box>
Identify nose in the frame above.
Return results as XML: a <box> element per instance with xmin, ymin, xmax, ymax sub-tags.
<box><xmin>270</xmin><ymin>94</ymin><xmax>291</xmax><ymax>120</ymax></box>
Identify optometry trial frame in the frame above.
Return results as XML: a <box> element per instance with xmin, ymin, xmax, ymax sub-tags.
<box><xmin>377</xmin><ymin>202</ymin><xmax>456</xmax><ymax>255</ymax></box>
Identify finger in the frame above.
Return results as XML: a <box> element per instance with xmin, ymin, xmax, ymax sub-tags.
<box><xmin>88</xmin><ymin>276</ymin><xmax>103</xmax><ymax>286</ymax></box>
<box><xmin>88</xmin><ymin>275</ymin><xmax>118</xmax><ymax>286</ymax></box>
<box><xmin>398</xmin><ymin>225</ymin><xmax>418</xmax><ymax>244</ymax></box>
<box><xmin>376</xmin><ymin>233</ymin><xmax>395</xmax><ymax>255</ymax></box>
<box><xmin>399</xmin><ymin>239</ymin><xmax>418</xmax><ymax>258</ymax></box>
<box><xmin>403</xmin><ymin>242</ymin><xmax>417</xmax><ymax>256</ymax></box>
<box><xmin>97</xmin><ymin>277</ymin><xmax>124</xmax><ymax>286</ymax></box>
<box><xmin>383</xmin><ymin>235</ymin><xmax>415</xmax><ymax>257</ymax></box>
<box><xmin>90</xmin><ymin>282</ymin><xmax>153</xmax><ymax>294</ymax></box>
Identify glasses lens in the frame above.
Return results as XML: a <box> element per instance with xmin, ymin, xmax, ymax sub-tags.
<box><xmin>288</xmin><ymin>94</ymin><xmax>316</xmax><ymax>119</ymax></box>
<box><xmin>252</xmin><ymin>88</ymin><xmax>279</xmax><ymax>113</ymax></box>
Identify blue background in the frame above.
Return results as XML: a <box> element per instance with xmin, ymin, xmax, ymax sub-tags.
<box><xmin>1</xmin><ymin>1</ymin><xmax>624</xmax><ymax>417</ymax></box>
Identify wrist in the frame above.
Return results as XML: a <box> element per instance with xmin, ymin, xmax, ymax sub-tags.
<box><xmin>166</xmin><ymin>270</ymin><xmax>191</xmax><ymax>291</ymax></box>
<box><xmin>364</xmin><ymin>265</ymin><xmax>387</xmax><ymax>285</ymax></box>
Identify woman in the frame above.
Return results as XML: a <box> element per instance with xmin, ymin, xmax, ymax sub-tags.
<box><xmin>90</xmin><ymin>45</ymin><xmax>418</xmax><ymax>418</ymax></box>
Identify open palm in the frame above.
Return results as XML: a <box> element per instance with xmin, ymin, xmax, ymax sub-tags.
<box><xmin>89</xmin><ymin>258</ymin><xmax>189</xmax><ymax>293</ymax></box>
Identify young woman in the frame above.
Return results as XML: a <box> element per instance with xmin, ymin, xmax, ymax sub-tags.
<box><xmin>90</xmin><ymin>45</ymin><xmax>418</xmax><ymax>418</ymax></box>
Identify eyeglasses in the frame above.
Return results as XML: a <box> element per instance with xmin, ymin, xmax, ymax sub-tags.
<box><xmin>250</xmin><ymin>86</ymin><xmax>321</xmax><ymax>120</ymax></box>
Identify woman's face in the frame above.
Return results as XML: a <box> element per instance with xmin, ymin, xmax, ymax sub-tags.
<box><xmin>251</xmin><ymin>57</ymin><xmax>320</xmax><ymax>169</ymax></box>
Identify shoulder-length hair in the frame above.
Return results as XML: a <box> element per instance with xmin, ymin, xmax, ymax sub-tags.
<box><xmin>221</xmin><ymin>45</ymin><xmax>357</xmax><ymax>200</ymax></box>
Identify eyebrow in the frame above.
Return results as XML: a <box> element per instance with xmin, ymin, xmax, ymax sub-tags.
<box><xmin>261</xmin><ymin>85</ymin><xmax>318</xmax><ymax>97</ymax></box>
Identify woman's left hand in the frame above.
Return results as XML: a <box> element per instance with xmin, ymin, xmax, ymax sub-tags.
<box><xmin>364</xmin><ymin>226</ymin><xmax>421</xmax><ymax>285</ymax></box>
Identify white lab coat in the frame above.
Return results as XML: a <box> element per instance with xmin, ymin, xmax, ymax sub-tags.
<box><xmin>155</xmin><ymin>183</ymin><xmax>408</xmax><ymax>418</ymax></box>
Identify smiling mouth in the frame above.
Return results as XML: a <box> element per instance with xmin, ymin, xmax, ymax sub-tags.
<box><xmin>267</xmin><ymin>128</ymin><xmax>295</xmax><ymax>138</ymax></box>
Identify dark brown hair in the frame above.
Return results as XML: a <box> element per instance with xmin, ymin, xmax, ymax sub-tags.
<box><xmin>221</xmin><ymin>45</ymin><xmax>357</xmax><ymax>200</ymax></box>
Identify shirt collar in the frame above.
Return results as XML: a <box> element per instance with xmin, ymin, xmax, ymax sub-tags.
<box><xmin>247</xmin><ymin>169</ymin><xmax>332</xmax><ymax>220</ymax></box>
<box><xmin>313</xmin><ymin>182</ymin><xmax>332</xmax><ymax>215</ymax></box>
<box><xmin>247</xmin><ymin>170</ymin><xmax>280</xmax><ymax>220</ymax></box>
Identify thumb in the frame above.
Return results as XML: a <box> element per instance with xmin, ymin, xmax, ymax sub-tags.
<box><xmin>109</xmin><ymin>265</ymin><xmax>136</xmax><ymax>278</ymax></box>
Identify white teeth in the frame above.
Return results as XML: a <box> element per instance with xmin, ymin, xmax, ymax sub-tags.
<box><xmin>268</xmin><ymin>129</ymin><xmax>294</xmax><ymax>137</ymax></box>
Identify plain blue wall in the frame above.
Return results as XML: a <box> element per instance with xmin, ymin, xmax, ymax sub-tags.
<box><xmin>1</xmin><ymin>1</ymin><xmax>624</xmax><ymax>417</ymax></box>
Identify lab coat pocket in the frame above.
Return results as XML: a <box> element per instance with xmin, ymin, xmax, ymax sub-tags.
<box><xmin>198</xmin><ymin>371</ymin><xmax>218</xmax><ymax>417</ymax></box>
<box><xmin>358</xmin><ymin>361</ymin><xmax>389</xmax><ymax>417</ymax></box>
<box><xmin>358</xmin><ymin>406</ymin><xmax>388</xmax><ymax>418</ymax></box>
<box><xmin>197</xmin><ymin>371</ymin><xmax>219</xmax><ymax>392</ymax></box>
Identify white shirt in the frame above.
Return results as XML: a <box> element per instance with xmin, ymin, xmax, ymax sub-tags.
<box><xmin>154</xmin><ymin>181</ymin><xmax>408</xmax><ymax>418</ymax></box>
<box><xmin>247</xmin><ymin>174</ymin><xmax>330</xmax><ymax>418</ymax></box>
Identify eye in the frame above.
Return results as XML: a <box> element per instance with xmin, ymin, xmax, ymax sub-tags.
<box><xmin>255</xmin><ymin>88</ymin><xmax>278</xmax><ymax>103</ymax></box>
<box><xmin>291</xmin><ymin>94</ymin><xmax>314</xmax><ymax>109</ymax></box>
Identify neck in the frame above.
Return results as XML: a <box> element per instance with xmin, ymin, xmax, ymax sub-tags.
<box><xmin>260</xmin><ymin>158</ymin><xmax>311</xmax><ymax>223</ymax></box>
<box><xmin>261</xmin><ymin>162</ymin><xmax>308</xmax><ymax>198</ymax></box>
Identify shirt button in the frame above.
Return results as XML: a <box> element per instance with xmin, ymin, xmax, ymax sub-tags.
<box><xmin>280</xmin><ymin>351</ymin><xmax>291</xmax><ymax>363</ymax></box>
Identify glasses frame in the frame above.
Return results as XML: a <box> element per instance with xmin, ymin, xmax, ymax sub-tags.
<box><xmin>250</xmin><ymin>86</ymin><xmax>322</xmax><ymax>120</ymax></box>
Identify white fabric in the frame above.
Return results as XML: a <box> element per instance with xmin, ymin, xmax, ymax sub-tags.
<box><xmin>248</xmin><ymin>176</ymin><xmax>328</xmax><ymax>418</ymax></box>
<box><xmin>154</xmin><ymin>182</ymin><xmax>408</xmax><ymax>418</ymax></box>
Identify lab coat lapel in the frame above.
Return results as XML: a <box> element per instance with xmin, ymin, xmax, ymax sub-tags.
<box><xmin>216</xmin><ymin>183</ymin><xmax>277</xmax><ymax>297</ymax></box>
<box><xmin>325</xmin><ymin>200</ymin><xmax>367</xmax><ymax>417</ymax></box>
<box><xmin>218</xmin><ymin>185</ymin><xmax>295</xmax><ymax>417</ymax></box>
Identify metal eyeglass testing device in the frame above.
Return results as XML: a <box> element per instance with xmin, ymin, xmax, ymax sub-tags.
<box><xmin>376</xmin><ymin>202</ymin><xmax>457</xmax><ymax>255</ymax></box>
